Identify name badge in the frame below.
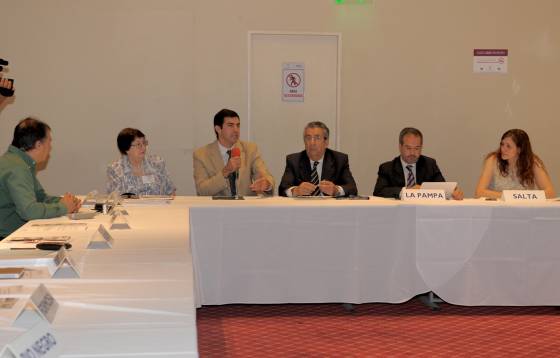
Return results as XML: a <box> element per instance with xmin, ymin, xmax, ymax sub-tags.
<box><xmin>0</xmin><ymin>321</ymin><xmax>61</xmax><ymax>358</ymax></box>
<box><xmin>142</xmin><ymin>175</ymin><xmax>155</xmax><ymax>184</ymax></box>
<box><xmin>401</xmin><ymin>188</ymin><xmax>446</xmax><ymax>201</ymax></box>
<box><xmin>502</xmin><ymin>190</ymin><xmax>546</xmax><ymax>203</ymax></box>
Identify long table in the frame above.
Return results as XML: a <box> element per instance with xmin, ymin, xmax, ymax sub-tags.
<box><xmin>0</xmin><ymin>200</ymin><xmax>198</xmax><ymax>357</ymax></box>
<box><xmin>2</xmin><ymin>196</ymin><xmax>560</xmax><ymax>355</ymax></box>
<box><xmin>415</xmin><ymin>200</ymin><xmax>560</xmax><ymax>305</ymax></box>
<box><xmin>189</xmin><ymin>197</ymin><xmax>560</xmax><ymax>306</ymax></box>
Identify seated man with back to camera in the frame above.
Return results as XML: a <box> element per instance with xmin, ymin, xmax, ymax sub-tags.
<box><xmin>0</xmin><ymin>118</ymin><xmax>81</xmax><ymax>239</ymax></box>
<box><xmin>373</xmin><ymin>127</ymin><xmax>463</xmax><ymax>200</ymax></box>
<box><xmin>193</xmin><ymin>108</ymin><xmax>274</xmax><ymax>196</ymax></box>
<box><xmin>279</xmin><ymin>121</ymin><xmax>357</xmax><ymax>197</ymax></box>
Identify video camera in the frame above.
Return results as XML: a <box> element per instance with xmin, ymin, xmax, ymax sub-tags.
<box><xmin>0</xmin><ymin>58</ymin><xmax>15</xmax><ymax>97</ymax></box>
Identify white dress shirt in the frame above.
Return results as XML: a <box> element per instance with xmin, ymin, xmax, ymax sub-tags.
<box><xmin>218</xmin><ymin>142</ymin><xmax>234</xmax><ymax>165</ymax></box>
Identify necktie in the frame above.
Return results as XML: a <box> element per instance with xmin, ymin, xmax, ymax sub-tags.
<box><xmin>227</xmin><ymin>150</ymin><xmax>237</xmax><ymax>196</ymax></box>
<box><xmin>406</xmin><ymin>165</ymin><xmax>415</xmax><ymax>188</ymax></box>
<box><xmin>310</xmin><ymin>161</ymin><xmax>320</xmax><ymax>196</ymax></box>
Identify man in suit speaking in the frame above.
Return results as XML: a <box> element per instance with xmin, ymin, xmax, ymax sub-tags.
<box><xmin>279</xmin><ymin>121</ymin><xmax>357</xmax><ymax>197</ymax></box>
<box><xmin>373</xmin><ymin>127</ymin><xmax>463</xmax><ymax>200</ymax></box>
<box><xmin>193</xmin><ymin>109</ymin><xmax>274</xmax><ymax>196</ymax></box>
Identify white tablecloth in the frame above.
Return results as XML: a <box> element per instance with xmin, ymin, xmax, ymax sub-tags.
<box><xmin>415</xmin><ymin>200</ymin><xmax>560</xmax><ymax>305</ymax></box>
<box><xmin>2</xmin><ymin>196</ymin><xmax>560</xmax><ymax>356</ymax></box>
<box><xmin>0</xmin><ymin>200</ymin><xmax>198</xmax><ymax>357</ymax></box>
<box><xmin>189</xmin><ymin>197</ymin><xmax>560</xmax><ymax>306</ymax></box>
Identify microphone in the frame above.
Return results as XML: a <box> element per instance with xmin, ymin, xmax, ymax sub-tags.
<box><xmin>231</xmin><ymin>147</ymin><xmax>241</xmax><ymax>158</ymax></box>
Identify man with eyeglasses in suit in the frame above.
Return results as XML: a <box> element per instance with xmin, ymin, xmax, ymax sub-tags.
<box><xmin>279</xmin><ymin>121</ymin><xmax>357</xmax><ymax>197</ymax></box>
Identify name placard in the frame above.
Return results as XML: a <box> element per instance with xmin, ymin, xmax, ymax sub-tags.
<box><xmin>87</xmin><ymin>224</ymin><xmax>114</xmax><ymax>249</ymax></box>
<box><xmin>29</xmin><ymin>284</ymin><xmax>58</xmax><ymax>325</ymax></box>
<box><xmin>110</xmin><ymin>211</ymin><xmax>131</xmax><ymax>230</ymax></box>
<box><xmin>102</xmin><ymin>191</ymin><xmax>120</xmax><ymax>214</ymax></box>
<box><xmin>401</xmin><ymin>188</ymin><xmax>446</xmax><ymax>201</ymax></box>
<box><xmin>0</xmin><ymin>321</ymin><xmax>61</xmax><ymax>358</ymax></box>
<box><xmin>0</xmin><ymin>287</ymin><xmax>26</xmax><ymax>326</ymax></box>
<box><xmin>115</xmin><ymin>208</ymin><xmax>128</xmax><ymax>216</ymax></box>
<box><xmin>11</xmin><ymin>284</ymin><xmax>59</xmax><ymax>328</ymax></box>
<box><xmin>51</xmin><ymin>247</ymin><xmax>80</xmax><ymax>278</ymax></box>
<box><xmin>108</xmin><ymin>190</ymin><xmax>121</xmax><ymax>206</ymax></box>
<box><xmin>502</xmin><ymin>190</ymin><xmax>546</xmax><ymax>203</ymax></box>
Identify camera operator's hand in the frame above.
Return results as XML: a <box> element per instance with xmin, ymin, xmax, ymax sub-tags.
<box><xmin>0</xmin><ymin>76</ymin><xmax>14</xmax><ymax>99</ymax></box>
<box><xmin>0</xmin><ymin>76</ymin><xmax>12</xmax><ymax>89</ymax></box>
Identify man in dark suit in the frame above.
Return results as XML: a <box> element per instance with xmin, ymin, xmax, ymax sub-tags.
<box><xmin>279</xmin><ymin>121</ymin><xmax>357</xmax><ymax>197</ymax></box>
<box><xmin>373</xmin><ymin>127</ymin><xmax>463</xmax><ymax>199</ymax></box>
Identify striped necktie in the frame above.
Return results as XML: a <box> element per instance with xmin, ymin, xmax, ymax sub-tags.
<box><xmin>310</xmin><ymin>161</ymin><xmax>320</xmax><ymax>196</ymax></box>
<box><xmin>406</xmin><ymin>165</ymin><xmax>415</xmax><ymax>188</ymax></box>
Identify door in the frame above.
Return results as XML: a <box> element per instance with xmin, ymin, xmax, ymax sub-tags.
<box><xmin>248</xmin><ymin>32</ymin><xmax>341</xmax><ymax>190</ymax></box>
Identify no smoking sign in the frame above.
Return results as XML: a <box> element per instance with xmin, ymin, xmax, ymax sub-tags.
<box><xmin>282</xmin><ymin>63</ymin><xmax>305</xmax><ymax>102</ymax></box>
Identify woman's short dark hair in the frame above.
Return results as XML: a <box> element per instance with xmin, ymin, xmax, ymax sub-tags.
<box><xmin>11</xmin><ymin>117</ymin><xmax>51</xmax><ymax>151</ymax></box>
<box><xmin>117</xmin><ymin>128</ymin><xmax>145</xmax><ymax>155</ymax></box>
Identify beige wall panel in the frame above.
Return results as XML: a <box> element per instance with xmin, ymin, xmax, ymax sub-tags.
<box><xmin>1</xmin><ymin>0</ymin><xmax>558</xmax><ymax>196</ymax></box>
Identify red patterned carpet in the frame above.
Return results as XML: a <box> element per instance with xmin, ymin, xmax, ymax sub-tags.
<box><xmin>197</xmin><ymin>299</ymin><xmax>560</xmax><ymax>357</ymax></box>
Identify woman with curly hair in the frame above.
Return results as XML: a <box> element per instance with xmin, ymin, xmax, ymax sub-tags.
<box><xmin>475</xmin><ymin>129</ymin><xmax>555</xmax><ymax>199</ymax></box>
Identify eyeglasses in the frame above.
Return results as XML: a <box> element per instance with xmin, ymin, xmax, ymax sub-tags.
<box><xmin>304</xmin><ymin>135</ymin><xmax>326</xmax><ymax>142</ymax></box>
<box><xmin>130</xmin><ymin>140</ymin><xmax>149</xmax><ymax>148</ymax></box>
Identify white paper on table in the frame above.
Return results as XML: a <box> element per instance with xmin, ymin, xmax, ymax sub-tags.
<box><xmin>21</xmin><ymin>223</ymin><xmax>87</xmax><ymax>233</ymax></box>
<box><xmin>1</xmin><ymin>236</ymin><xmax>71</xmax><ymax>250</ymax></box>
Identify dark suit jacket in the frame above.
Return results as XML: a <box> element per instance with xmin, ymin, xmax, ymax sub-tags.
<box><xmin>279</xmin><ymin>149</ymin><xmax>358</xmax><ymax>197</ymax></box>
<box><xmin>373</xmin><ymin>155</ymin><xmax>445</xmax><ymax>199</ymax></box>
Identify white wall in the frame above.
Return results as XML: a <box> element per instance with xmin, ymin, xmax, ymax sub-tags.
<box><xmin>1</xmin><ymin>0</ymin><xmax>559</xmax><ymax>196</ymax></box>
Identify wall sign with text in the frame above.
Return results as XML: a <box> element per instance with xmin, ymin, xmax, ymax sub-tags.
<box><xmin>473</xmin><ymin>49</ymin><xmax>508</xmax><ymax>74</ymax></box>
<box><xmin>282</xmin><ymin>63</ymin><xmax>305</xmax><ymax>102</ymax></box>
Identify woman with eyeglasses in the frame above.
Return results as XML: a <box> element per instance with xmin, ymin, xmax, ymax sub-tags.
<box><xmin>106</xmin><ymin>128</ymin><xmax>176</xmax><ymax>196</ymax></box>
<box><xmin>475</xmin><ymin>129</ymin><xmax>555</xmax><ymax>199</ymax></box>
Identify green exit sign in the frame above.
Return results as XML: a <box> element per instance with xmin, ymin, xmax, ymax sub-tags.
<box><xmin>335</xmin><ymin>0</ymin><xmax>373</xmax><ymax>4</ymax></box>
